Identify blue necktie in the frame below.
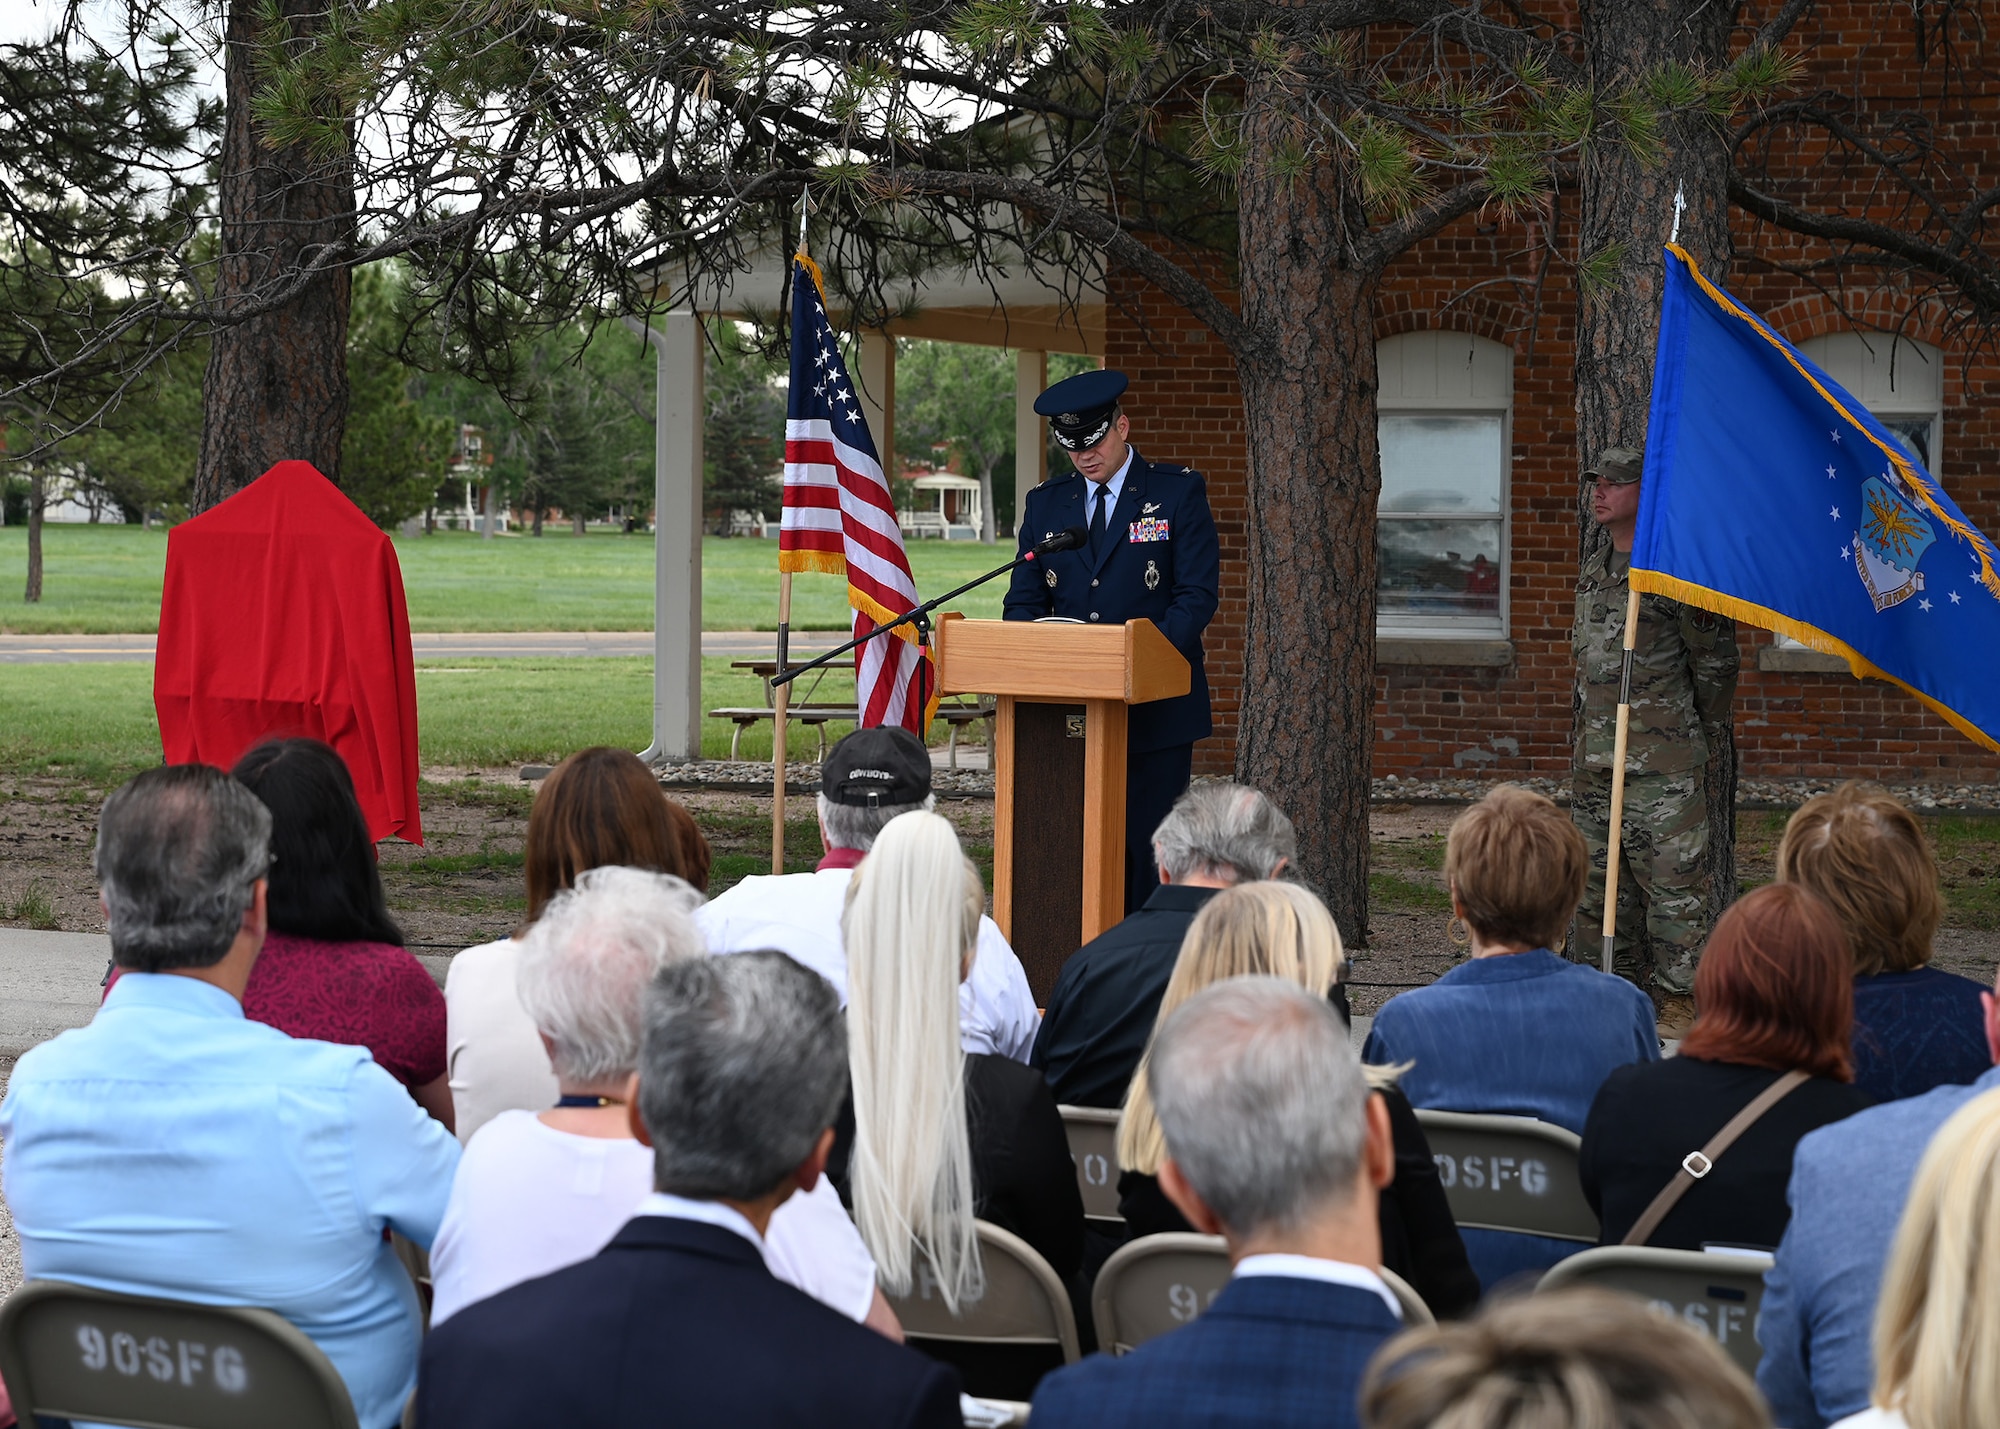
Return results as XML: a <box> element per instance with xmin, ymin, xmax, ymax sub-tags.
<box><xmin>1090</xmin><ymin>482</ymin><xmax>1111</xmax><ymax>559</ymax></box>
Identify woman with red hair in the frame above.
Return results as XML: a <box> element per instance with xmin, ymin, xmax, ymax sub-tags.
<box><xmin>1579</xmin><ymin>883</ymin><xmax>1875</xmax><ymax>1250</ymax></box>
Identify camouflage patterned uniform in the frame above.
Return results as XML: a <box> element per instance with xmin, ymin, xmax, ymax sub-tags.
<box><xmin>1573</xmin><ymin>543</ymin><xmax>1738</xmax><ymax>993</ymax></box>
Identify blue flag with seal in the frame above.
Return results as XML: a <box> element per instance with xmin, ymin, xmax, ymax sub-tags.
<box><xmin>1635</xmin><ymin>243</ymin><xmax>2000</xmax><ymax>753</ymax></box>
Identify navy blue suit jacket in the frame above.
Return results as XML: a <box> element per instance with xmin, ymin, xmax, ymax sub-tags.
<box><xmin>416</xmin><ymin>1215</ymin><xmax>962</xmax><ymax>1429</ymax></box>
<box><xmin>1003</xmin><ymin>454</ymin><xmax>1219</xmax><ymax>753</ymax></box>
<box><xmin>1030</xmin><ymin>1275</ymin><xmax>1402</xmax><ymax>1429</ymax></box>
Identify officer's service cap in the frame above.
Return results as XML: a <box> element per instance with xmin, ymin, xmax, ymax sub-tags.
<box><xmin>1585</xmin><ymin>445</ymin><xmax>1645</xmax><ymax>485</ymax></box>
<box><xmin>820</xmin><ymin>725</ymin><xmax>931</xmax><ymax>807</ymax></box>
<box><xmin>1035</xmin><ymin>370</ymin><xmax>1130</xmax><ymax>451</ymax></box>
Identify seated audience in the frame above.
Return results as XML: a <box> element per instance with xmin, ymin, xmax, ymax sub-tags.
<box><xmin>1117</xmin><ymin>881</ymin><xmax>1477</xmax><ymax>1320</ymax></box>
<box><xmin>1834</xmin><ymin>1088</ymin><xmax>2000</xmax><ymax>1429</ymax></box>
<box><xmin>699</xmin><ymin>726</ymin><xmax>1037</xmax><ymax>1060</ymax></box>
<box><xmin>832</xmin><ymin>811</ymin><xmax>1083</xmax><ymax>1392</ymax></box>
<box><xmin>1033</xmin><ymin>781</ymin><xmax>1296</xmax><ymax>1108</ymax></box>
<box><xmin>1581</xmin><ymin>883</ymin><xmax>1873</xmax><ymax>1249</ymax></box>
<box><xmin>1362</xmin><ymin>784</ymin><xmax>1656</xmax><ymax>1287</ymax></box>
<box><xmin>428</xmin><ymin>866</ymin><xmax>893</xmax><ymax>1335</ymax></box>
<box><xmin>1778</xmin><ymin>781</ymin><xmax>1985</xmax><ymax>1102</ymax></box>
<box><xmin>1361</xmin><ymin>1287</ymin><xmax>1771</xmax><ymax>1429</ymax></box>
<box><xmin>418</xmin><ymin>952</ymin><xmax>962</xmax><ymax>1428</ymax></box>
<box><xmin>229</xmin><ymin>737</ymin><xmax>451</xmax><ymax>1127</ymax></box>
<box><xmin>445</xmin><ymin>745</ymin><xmax>710</xmax><ymax>1140</ymax></box>
<box><xmin>0</xmin><ymin>766</ymin><xmax>459</xmax><ymax>1429</ymax></box>
<box><xmin>1757</xmin><ymin>971</ymin><xmax>2000</xmax><ymax>1428</ymax></box>
<box><xmin>1033</xmin><ymin>977</ymin><xmax>1401</xmax><ymax>1429</ymax></box>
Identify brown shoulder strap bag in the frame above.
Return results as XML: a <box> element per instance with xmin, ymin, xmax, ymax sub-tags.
<box><xmin>1620</xmin><ymin>1070</ymin><xmax>1811</xmax><ymax>1248</ymax></box>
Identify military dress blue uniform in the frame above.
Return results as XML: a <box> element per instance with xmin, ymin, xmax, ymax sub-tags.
<box><xmin>1003</xmin><ymin>454</ymin><xmax>1219</xmax><ymax>912</ymax></box>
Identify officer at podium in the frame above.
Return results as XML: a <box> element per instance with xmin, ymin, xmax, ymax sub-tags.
<box><xmin>1003</xmin><ymin>369</ymin><xmax>1220</xmax><ymax>914</ymax></box>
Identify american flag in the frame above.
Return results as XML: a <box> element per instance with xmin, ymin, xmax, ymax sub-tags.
<box><xmin>780</xmin><ymin>253</ymin><xmax>939</xmax><ymax>735</ymax></box>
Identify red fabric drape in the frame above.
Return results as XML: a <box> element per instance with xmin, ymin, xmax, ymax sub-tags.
<box><xmin>154</xmin><ymin>461</ymin><xmax>423</xmax><ymax>844</ymax></box>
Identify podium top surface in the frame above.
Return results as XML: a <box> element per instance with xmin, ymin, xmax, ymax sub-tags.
<box><xmin>934</xmin><ymin>616</ymin><xmax>1191</xmax><ymax>704</ymax></box>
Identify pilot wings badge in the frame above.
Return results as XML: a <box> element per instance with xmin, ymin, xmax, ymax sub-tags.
<box><xmin>1854</xmin><ymin>474</ymin><xmax>1938</xmax><ymax>612</ymax></box>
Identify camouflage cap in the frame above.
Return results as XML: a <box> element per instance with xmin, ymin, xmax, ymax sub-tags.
<box><xmin>1585</xmin><ymin>446</ymin><xmax>1645</xmax><ymax>485</ymax></box>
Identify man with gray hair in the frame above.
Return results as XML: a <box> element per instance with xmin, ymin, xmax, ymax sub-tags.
<box><xmin>0</xmin><ymin>765</ymin><xmax>460</xmax><ymax>1429</ymax></box>
<box><xmin>697</xmin><ymin>725</ymin><xmax>1037</xmax><ymax>1060</ymax></box>
<box><xmin>1030</xmin><ymin>977</ymin><xmax>1399</xmax><ymax>1429</ymax></box>
<box><xmin>419</xmin><ymin>952</ymin><xmax>962</xmax><ymax>1428</ymax></box>
<box><xmin>1034</xmin><ymin>781</ymin><xmax>1295</xmax><ymax>1106</ymax></box>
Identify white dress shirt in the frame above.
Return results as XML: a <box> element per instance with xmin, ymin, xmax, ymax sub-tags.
<box><xmin>1084</xmin><ymin>449</ymin><xmax>1134</xmax><ymax>533</ymax></box>
<box><xmin>696</xmin><ymin>868</ymin><xmax>1039</xmax><ymax>1061</ymax></box>
<box><xmin>1233</xmin><ymin>1253</ymin><xmax>1402</xmax><ymax>1321</ymax></box>
<box><xmin>429</xmin><ymin>1110</ymin><xmax>877</xmax><ymax>1325</ymax></box>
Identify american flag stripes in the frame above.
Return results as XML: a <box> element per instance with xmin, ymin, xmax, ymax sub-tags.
<box><xmin>780</xmin><ymin>253</ymin><xmax>938</xmax><ymax>735</ymax></box>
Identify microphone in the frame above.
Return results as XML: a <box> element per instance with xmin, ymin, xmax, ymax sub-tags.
<box><xmin>1031</xmin><ymin>526</ymin><xmax>1089</xmax><ymax>556</ymax></box>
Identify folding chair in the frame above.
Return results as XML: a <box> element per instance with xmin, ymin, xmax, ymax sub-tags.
<box><xmin>1378</xmin><ymin>1266</ymin><xmax>1435</xmax><ymax>1329</ymax></box>
<box><xmin>1537</xmin><ymin>1246</ymin><xmax>1774</xmax><ymax>1377</ymax></box>
<box><xmin>0</xmin><ymin>1280</ymin><xmax>360</xmax><ymax>1429</ymax></box>
<box><xmin>1090</xmin><ymin>1232</ymin><xmax>1229</xmax><ymax>1355</ymax></box>
<box><xmin>1414</xmin><ymin>1110</ymin><xmax>1601</xmax><ymax>1243</ymax></box>
<box><xmin>1058</xmin><ymin>1106</ymin><xmax>1124</xmax><ymax>1225</ymax></box>
<box><xmin>884</xmin><ymin>1220</ymin><xmax>1080</xmax><ymax>1368</ymax></box>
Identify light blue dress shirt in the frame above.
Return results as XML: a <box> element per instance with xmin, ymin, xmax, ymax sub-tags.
<box><xmin>0</xmin><ymin>973</ymin><xmax>460</xmax><ymax>1429</ymax></box>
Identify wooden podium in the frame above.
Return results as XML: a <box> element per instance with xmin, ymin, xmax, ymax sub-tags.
<box><xmin>934</xmin><ymin>614</ymin><xmax>1190</xmax><ymax>1000</ymax></box>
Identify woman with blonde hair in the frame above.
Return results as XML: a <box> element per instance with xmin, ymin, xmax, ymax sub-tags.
<box><xmin>832</xmin><ymin>811</ymin><xmax>1082</xmax><ymax>1332</ymax></box>
<box><xmin>1835</xmin><ymin>1087</ymin><xmax>2000</xmax><ymax>1428</ymax></box>
<box><xmin>1778</xmin><ymin>781</ymin><xmax>1981</xmax><ymax>1101</ymax></box>
<box><xmin>1116</xmin><ymin>880</ymin><xmax>1478</xmax><ymax>1319</ymax></box>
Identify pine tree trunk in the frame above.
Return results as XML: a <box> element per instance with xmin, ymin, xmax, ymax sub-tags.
<box><xmin>192</xmin><ymin>0</ymin><xmax>356</xmax><ymax>513</ymax></box>
<box><xmin>1574</xmin><ymin>2</ymin><xmax>1740</xmax><ymax>930</ymax></box>
<box><xmin>1232</xmin><ymin>93</ymin><xmax>1381</xmax><ymax>943</ymax></box>
<box><xmin>23</xmin><ymin>469</ymin><xmax>44</xmax><ymax>603</ymax></box>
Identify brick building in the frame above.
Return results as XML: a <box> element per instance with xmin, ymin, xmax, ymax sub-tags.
<box><xmin>1097</xmin><ymin>7</ymin><xmax>2000</xmax><ymax>788</ymax></box>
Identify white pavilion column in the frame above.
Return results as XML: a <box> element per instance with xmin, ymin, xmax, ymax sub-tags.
<box><xmin>632</xmin><ymin>311</ymin><xmax>704</xmax><ymax>765</ymax></box>
<box><xmin>1015</xmin><ymin>350</ymin><xmax>1048</xmax><ymax>536</ymax></box>
<box><xmin>858</xmin><ymin>331</ymin><xmax>895</xmax><ymax>474</ymax></box>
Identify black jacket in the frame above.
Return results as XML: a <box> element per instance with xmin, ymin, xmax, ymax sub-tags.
<box><xmin>833</xmin><ymin>1053</ymin><xmax>1087</xmax><ymax>1284</ymax></box>
<box><xmin>417</xmin><ymin>1215</ymin><xmax>962</xmax><ymax>1429</ymax></box>
<box><xmin>1116</xmin><ymin>1086</ymin><xmax>1481</xmax><ymax>1320</ymax></box>
<box><xmin>1032</xmin><ymin>884</ymin><xmax>1224</xmax><ymax>1109</ymax></box>
<box><xmin>1580</xmin><ymin>1055</ymin><xmax>1874</xmax><ymax>1251</ymax></box>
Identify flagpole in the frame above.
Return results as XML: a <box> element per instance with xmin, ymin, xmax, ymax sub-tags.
<box><xmin>1601</xmin><ymin>587</ymin><xmax>1641</xmax><ymax>973</ymax></box>
<box><xmin>771</xmin><ymin>572</ymin><xmax>791</xmax><ymax>874</ymax></box>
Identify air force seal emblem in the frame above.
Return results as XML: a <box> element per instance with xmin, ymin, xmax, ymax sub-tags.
<box><xmin>1144</xmin><ymin>559</ymin><xmax>1160</xmax><ymax>591</ymax></box>
<box><xmin>1855</xmin><ymin>474</ymin><xmax>1937</xmax><ymax>611</ymax></box>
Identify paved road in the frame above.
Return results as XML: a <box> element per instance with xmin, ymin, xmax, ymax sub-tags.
<box><xmin>0</xmin><ymin>631</ymin><xmax>843</xmax><ymax>663</ymax></box>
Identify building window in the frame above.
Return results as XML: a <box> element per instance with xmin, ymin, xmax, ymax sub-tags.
<box><xmin>1375</xmin><ymin>331</ymin><xmax>1512</xmax><ymax>639</ymax></box>
<box><xmin>1798</xmin><ymin>331</ymin><xmax>1943</xmax><ymax>476</ymax></box>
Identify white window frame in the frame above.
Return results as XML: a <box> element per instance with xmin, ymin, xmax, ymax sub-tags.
<box><xmin>1374</xmin><ymin>330</ymin><xmax>1513</xmax><ymax>641</ymax></box>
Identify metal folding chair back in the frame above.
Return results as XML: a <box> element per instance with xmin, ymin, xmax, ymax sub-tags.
<box><xmin>1415</xmin><ymin>1109</ymin><xmax>1600</xmax><ymax>1242</ymax></box>
<box><xmin>1090</xmin><ymin>1232</ymin><xmax>1229</xmax><ymax>1355</ymax></box>
<box><xmin>883</xmin><ymin>1220</ymin><xmax>1081</xmax><ymax>1364</ymax></box>
<box><xmin>1378</xmin><ymin>1267</ymin><xmax>1435</xmax><ymax>1328</ymax></box>
<box><xmin>0</xmin><ymin>1280</ymin><xmax>360</xmax><ymax>1429</ymax></box>
<box><xmin>1537</xmin><ymin>1246</ymin><xmax>1774</xmax><ymax>1376</ymax></box>
<box><xmin>1057</xmin><ymin>1106</ymin><xmax>1124</xmax><ymax>1225</ymax></box>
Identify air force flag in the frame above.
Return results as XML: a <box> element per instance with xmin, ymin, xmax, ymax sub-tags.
<box><xmin>1634</xmin><ymin>244</ymin><xmax>2000</xmax><ymax>752</ymax></box>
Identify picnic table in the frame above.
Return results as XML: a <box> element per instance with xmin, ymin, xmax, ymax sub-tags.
<box><xmin>712</xmin><ymin>658</ymin><xmax>995</xmax><ymax>765</ymax></box>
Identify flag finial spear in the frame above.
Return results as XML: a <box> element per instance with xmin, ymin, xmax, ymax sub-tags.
<box><xmin>1670</xmin><ymin>181</ymin><xmax>1686</xmax><ymax>245</ymax></box>
<box><xmin>798</xmin><ymin>187</ymin><xmax>813</xmax><ymax>256</ymax></box>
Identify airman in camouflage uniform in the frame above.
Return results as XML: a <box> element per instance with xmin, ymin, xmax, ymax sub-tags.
<box><xmin>1573</xmin><ymin>446</ymin><xmax>1738</xmax><ymax>998</ymax></box>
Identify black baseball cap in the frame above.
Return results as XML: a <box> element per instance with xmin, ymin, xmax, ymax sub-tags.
<box><xmin>820</xmin><ymin>726</ymin><xmax>931</xmax><ymax>806</ymax></box>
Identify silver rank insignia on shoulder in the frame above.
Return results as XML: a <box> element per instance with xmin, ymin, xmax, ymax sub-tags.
<box><xmin>1144</xmin><ymin>559</ymin><xmax>1160</xmax><ymax>591</ymax></box>
<box><xmin>1045</xmin><ymin>567</ymin><xmax>1059</xmax><ymax>589</ymax></box>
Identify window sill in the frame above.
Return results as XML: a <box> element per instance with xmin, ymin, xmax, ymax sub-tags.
<box><xmin>1757</xmin><ymin>646</ymin><xmax>1851</xmax><ymax>675</ymax></box>
<box><xmin>1377</xmin><ymin>637</ymin><xmax>1515</xmax><ymax>668</ymax></box>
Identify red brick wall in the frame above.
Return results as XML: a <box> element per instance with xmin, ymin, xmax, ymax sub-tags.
<box><xmin>1105</xmin><ymin>1</ymin><xmax>2000</xmax><ymax>786</ymax></box>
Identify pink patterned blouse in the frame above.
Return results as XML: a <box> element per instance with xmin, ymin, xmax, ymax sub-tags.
<box><xmin>241</xmin><ymin>932</ymin><xmax>448</xmax><ymax>1090</ymax></box>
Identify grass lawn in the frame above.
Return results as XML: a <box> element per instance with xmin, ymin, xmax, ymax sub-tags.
<box><xmin>0</xmin><ymin>655</ymin><xmax>875</xmax><ymax>786</ymax></box>
<box><xmin>0</xmin><ymin>524</ymin><xmax>1013</xmax><ymax>633</ymax></box>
